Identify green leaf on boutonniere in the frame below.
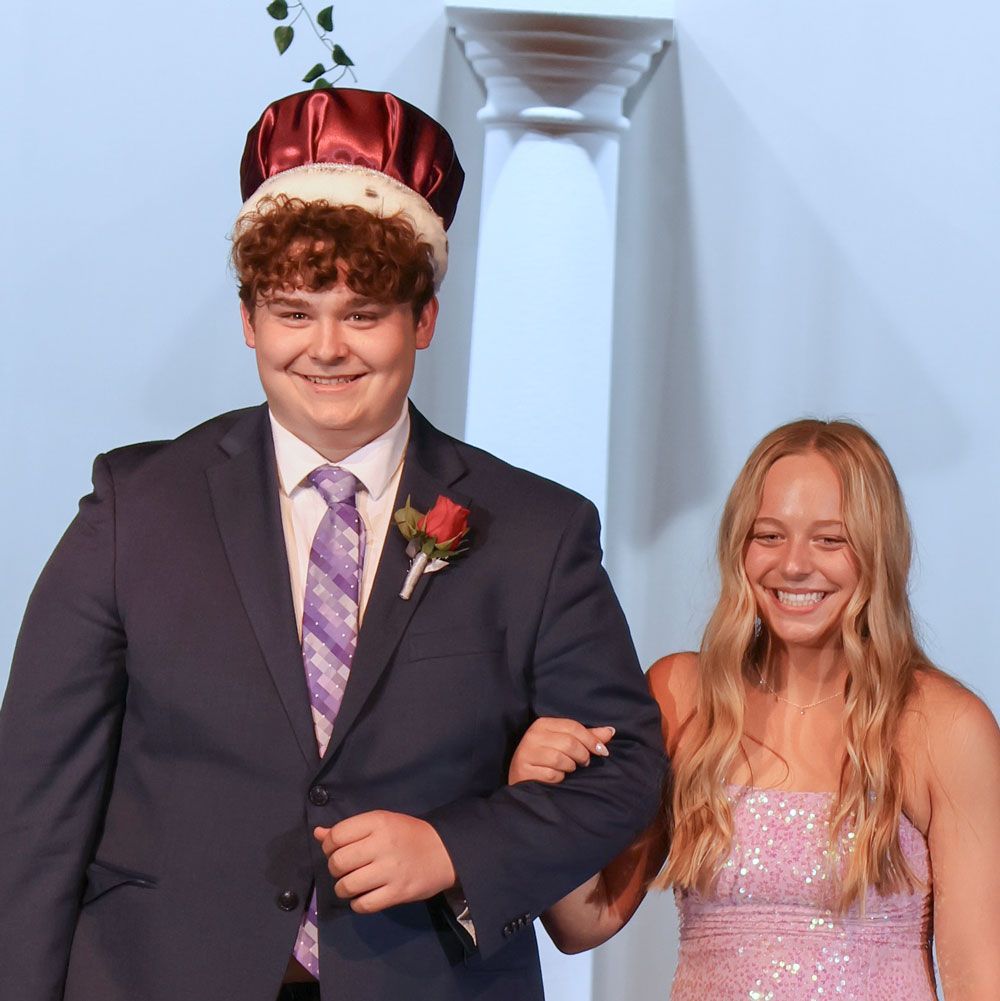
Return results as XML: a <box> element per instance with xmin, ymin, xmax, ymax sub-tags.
<box><xmin>317</xmin><ymin>5</ymin><xmax>334</xmax><ymax>31</ymax></box>
<box><xmin>393</xmin><ymin>496</ymin><xmax>422</xmax><ymax>539</ymax></box>
<box><xmin>266</xmin><ymin>0</ymin><xmax>289</xmax><ymax>20</ymax></box>
<box><xmin>274</xmin><ymin>25</ymin><xmax>294</xmax><ymax>53</ymax></box>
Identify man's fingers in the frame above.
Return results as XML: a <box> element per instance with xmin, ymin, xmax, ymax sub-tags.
<box><xmin>328</xmin><ymin>810</ymin><xmax>383</xmax><ymax>849</ymax></box>
<box><xmin>314</xmin><ymin>826</ymin><xmax>338</xmax><ymax>859</ymax></box>
<box><xmin>329</xmin><ymin>839</ymin><xmax>376</xmax><ymax>878</ymax></box>
<box><xmin>315</xmin><ymin>823</ymin><xmax>376</xmax><ymax>862</ymax></box>
<box><xmin>333</xmin><ymin>861</ymin><xmax>385</xmax><ymax>900</ymax></box>
<box><xmin>349</xmin><ymin>885</ymin><xmax>397</xmax><ymax>915</ymax></box>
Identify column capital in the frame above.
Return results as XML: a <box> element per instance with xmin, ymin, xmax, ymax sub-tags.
<box><xmin>446</xmin><ymin>5</ymin><xmax>673</xmax><ymax>134</ymax></box>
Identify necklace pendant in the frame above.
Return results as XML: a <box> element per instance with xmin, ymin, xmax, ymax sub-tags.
<box><xmin>799</xmin><ymin>708</ymin><xmax>806</xmax><ymax>716</ymax></box>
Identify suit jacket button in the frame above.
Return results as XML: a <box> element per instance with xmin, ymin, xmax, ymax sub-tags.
<box><xmin>308</xmin><ymin>785</ymin><xmax>329</xmax><ymax>806</ymax></box>
<box><xmin>277</xmin><ymin>890</ymin><xmax>300</xmax><ymax>912</ymax></box>
<box><xmin>503</xmin><ymin>923</ymin><xmax>513</xmax><ymax>937</ymax></box>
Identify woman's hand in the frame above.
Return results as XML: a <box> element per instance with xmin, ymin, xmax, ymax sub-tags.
<box><xmin>508</xmin><ymin>717</ymin><xmax>615</xmax><ymax>785</ymax></box>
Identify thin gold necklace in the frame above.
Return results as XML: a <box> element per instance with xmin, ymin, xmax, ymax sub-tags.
<box><xmin>755</xmin><ymin>670</ymin><xmax>844</xmax><ymax>715</ymax></box>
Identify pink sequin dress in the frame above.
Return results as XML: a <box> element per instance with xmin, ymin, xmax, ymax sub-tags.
<box><xmin>671</xmin><ymin>786</ymin><xmax>935</xmax><ymax>1000</ymax></box>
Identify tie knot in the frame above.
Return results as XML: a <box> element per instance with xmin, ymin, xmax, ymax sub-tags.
<box><xmin>308</xmin><ymin>465</ymin><xmax>358</xmax><ymax>508</ymax></box>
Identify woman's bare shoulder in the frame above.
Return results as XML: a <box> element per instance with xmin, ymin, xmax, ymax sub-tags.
<box><xmin>902</xmin><ymin>667</ymin><xmax>1000</xmax><ymax>803</ymax></box>
<box><xmin>646</xmin><ymin>652</ymin><xmax>699</xmax><ymax>753</ymax></box>
<box><xmin>906</xmin><ymin>668</ymin><xmax>996</xmax><ymax>735</ymax></box>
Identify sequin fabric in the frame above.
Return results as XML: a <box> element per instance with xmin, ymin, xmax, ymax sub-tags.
<box><xmin>672</xmin><ymin>786</ymin><xmax>935</xmax><ymax>1001</ymax></box>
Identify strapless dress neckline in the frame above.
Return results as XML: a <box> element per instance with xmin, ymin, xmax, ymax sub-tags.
<box><xmin>671</xmin><ymin>785</ymin><xmax>935</xmax><ymax>1001</ymax></box>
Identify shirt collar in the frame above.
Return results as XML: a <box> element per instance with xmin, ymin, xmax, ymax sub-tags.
<box><xmin>268</xmin><ymin>403</ymin><xmax>410</xmax><ymax>501</ymax></box>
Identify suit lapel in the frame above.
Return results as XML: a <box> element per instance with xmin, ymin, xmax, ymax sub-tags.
<box><xmin>207</xmin><ymin>406</ymin><xmax>318</xmax><ymax>766</ymax></box>
<box><xmin>318</xmin><ymin>406</ymin><xmax>470</xmax><ymax>767</ymax></box>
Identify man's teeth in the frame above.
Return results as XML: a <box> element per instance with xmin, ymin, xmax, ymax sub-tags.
<box><xmin>775</xmin><ymin>590</ymin><xmax>826</xmax><ymax>607</ymax></box>
<box><xmin>306</xmin><ymin>375</ymin><xmax>358</xmax><ymax>385</ymax></box>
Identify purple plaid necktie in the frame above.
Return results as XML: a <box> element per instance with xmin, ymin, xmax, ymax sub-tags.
<box><xmin>293</xmin><ymin>465</ymin><xmax>365</xmax><ymax>977</ymax></box>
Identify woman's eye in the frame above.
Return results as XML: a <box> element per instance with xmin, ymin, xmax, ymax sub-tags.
<box><xmin>753</xmin><ymin>533</ymin><xmax>781</xmax><ymax>544</ymax></box>
<box><xmin>817</xmin><ymin>536</ymin><xmax>847</xmax><ymax>547</ymax></box>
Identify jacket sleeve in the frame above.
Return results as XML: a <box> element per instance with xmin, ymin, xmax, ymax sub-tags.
<box><xmin>0</xmin><ymin>455</ymin><xmax>128</xmax><ymax>999</ymax></box>
<box><xmin>425</xmin><ymin>497</ymin><xmax>668</xmax><ymax>959</ymax></box>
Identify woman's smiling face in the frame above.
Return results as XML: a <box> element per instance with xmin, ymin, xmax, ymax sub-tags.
<box><xmin>744</xmin><ymin>451</ymin><xmax>860</xmax><ymax>654</ymax></box>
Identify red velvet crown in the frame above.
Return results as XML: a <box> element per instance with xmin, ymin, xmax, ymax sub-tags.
<box><xmin>240</xmin><ymin>89</ymin><xmax>464</xmax><ymax>227</ymax></box>
<box><xmin>237</xmin><ymin>89</ymin><xmax>464</xmax><ymax>285</ymax></box>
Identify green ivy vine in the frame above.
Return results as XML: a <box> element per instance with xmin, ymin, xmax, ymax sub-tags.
<box><xmin>266</xmin><ymin>2</ymin><xmax>356</xmax><ymax>89</ymax></box>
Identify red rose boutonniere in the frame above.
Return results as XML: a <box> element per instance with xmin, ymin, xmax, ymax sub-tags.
<box><xmin>393</xmin><ymin>495</ymin><xmax>471</xmax><ymax>600</ymax></box>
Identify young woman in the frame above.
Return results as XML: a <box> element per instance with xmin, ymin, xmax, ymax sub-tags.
<box><xmin>510</xmin><ymin>420</ymin><xmax>1000</xmax><ymax>1000</ymax></box>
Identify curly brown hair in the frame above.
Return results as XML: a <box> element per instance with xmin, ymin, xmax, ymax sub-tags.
<box><xmin>232</xmin><ymin>194</ymin><xmax>436</xmax><ymax>317</ymax></box>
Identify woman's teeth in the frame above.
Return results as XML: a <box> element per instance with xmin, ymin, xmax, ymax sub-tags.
<box><xmin>775</xmin><ymin>590</ymin><xmax>826</xmax><ymax>607</ymax></box>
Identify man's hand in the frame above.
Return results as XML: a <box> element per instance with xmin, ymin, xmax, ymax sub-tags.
<box><xmin>314</xmin><ymin>811</ymin><xmax>457</xmax><ymax>914</ymax></box>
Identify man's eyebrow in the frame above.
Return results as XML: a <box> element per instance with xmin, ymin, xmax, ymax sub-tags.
<box><xmin>265</xmin><ymin>295</ymin><xmax>311</xmax><ymax>308</ymax></box>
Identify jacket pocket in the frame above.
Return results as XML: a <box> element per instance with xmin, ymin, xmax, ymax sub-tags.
<box><xmin>404</xmin><ymin>627</ymin><xmax>505</xmax><ymax>663</ymax></box>
<box><xmin>81</xmin><ymin>858</ymin><xmax>158</xmax><ymax>905</ymax></box>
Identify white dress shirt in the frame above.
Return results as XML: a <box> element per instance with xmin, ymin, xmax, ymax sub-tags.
<box><xmin>269</xmin><ymin>405</ymin><xmax>409</xmax><ymax>635</ymax></box>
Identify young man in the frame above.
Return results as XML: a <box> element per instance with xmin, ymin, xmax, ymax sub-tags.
<box><xmin>0</xmin><ymin>89</ymin><xmax>665</xmax><ymax>1001</ymax></box>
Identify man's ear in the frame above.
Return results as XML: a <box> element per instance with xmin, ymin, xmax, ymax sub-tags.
<box><xmin>414</xmin><ymin>296</ymin><xmax>439</xmax><ymax>351</ymax></box>
<box><xmin>240</xmin><ymin>302</ymin><xmax>256</xmax><ymax>348</ymax></box>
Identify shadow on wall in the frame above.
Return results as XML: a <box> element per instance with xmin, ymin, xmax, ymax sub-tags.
<box><xmin>610</xmin><ymin>37</ymin><xmax>713</xmax><ymax>549</ymax></box>
<box><xmin>598</xmin><ymin>38</ymin><xmax>697</xmax><ymax>1001</ymax></box>
<box><xmin>606</xmin><ymin>32</ymin><xmax>714</xmax><ymax>614</ymax></box>
<box><xmin>409</xmin><ymin>19</ymin><xmax>485</xmax><ymax>440</ymax></box>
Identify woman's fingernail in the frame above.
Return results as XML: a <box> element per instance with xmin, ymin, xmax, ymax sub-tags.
<box><xmin>607</xmin><ymin>726</ymin><xmax>616</xmax><ymax>737</ymax></box>
<box><xmin>595</xmin><ymin>742</ymin><xmax>609</xmax><ymax>756</ymax></box>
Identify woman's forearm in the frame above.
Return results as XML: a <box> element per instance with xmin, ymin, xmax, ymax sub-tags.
<box><xmin>540</xmin><ymin>872</ymin><xmax>635</xmax><ymax>953</ymax></box>
<box><xmin>540</xmin><ymin>818</ymin><xmax>667</xmax><ymax>953</ymax></box>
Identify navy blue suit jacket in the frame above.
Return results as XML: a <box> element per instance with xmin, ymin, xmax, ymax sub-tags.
<box><xmin>0</xmin><ymin>403</ymin><xmax>666</xmax><ymax>1000</ymax></box>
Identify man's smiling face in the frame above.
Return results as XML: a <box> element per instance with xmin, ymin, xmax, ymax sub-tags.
<box><xmin>242</xmin><ymin>275</ymin><xmax>438</xmax><ymax>461</ymax></box>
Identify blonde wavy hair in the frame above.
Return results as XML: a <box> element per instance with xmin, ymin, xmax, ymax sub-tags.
<box><xmin>659</xmin><ymin>419</ymin><xmax>933</xmax><ymax>910</ymax></box>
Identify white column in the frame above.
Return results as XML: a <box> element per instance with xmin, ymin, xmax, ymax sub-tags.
<box><xmin>446</xmin><ymin>6</ymin><xmax>672</xmax><ymax>1001</ymax></box>
<box><xmin>448</xmin><ymin>4</ymin><xmax>673</xmax><ymax>521</ymax></box>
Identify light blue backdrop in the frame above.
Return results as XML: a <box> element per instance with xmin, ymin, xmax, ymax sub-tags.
<box><xmin>2</xmin><ymin>2</ymin><xmax>998</xmax><ymax>998</ymax></box>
